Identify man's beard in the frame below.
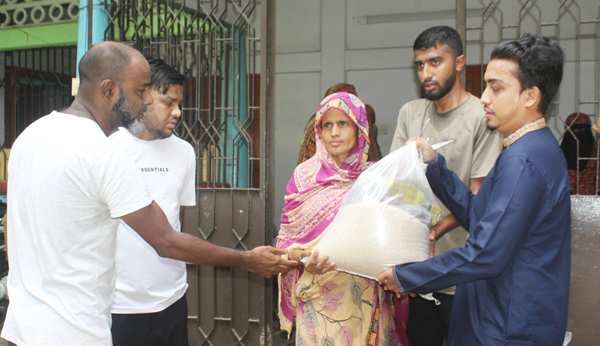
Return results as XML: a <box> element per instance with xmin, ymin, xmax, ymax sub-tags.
<box><xmin>484</xmin><ymin>107</ymin><xmax>498</xmax><ymax>132</ymax></box>
<box><xmin>127</xmin><ymin>119</ymin><xmax>144</xmax><ymax>136</ymax></box>
<box><xmin>422</xmin><ymin>70</ymin><xmax>457</xmax><ymax>101</ymax></box>
<box><xmin>112</xmin><ymin>90</ymin><xmax>145</xmax><ymax>136</ymax></box>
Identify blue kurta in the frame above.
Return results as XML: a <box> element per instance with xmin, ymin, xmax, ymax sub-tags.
<box><xmin>393</xmin><ymin>127</ymin><xmax>571</xmax><ymax>346</ymax></box>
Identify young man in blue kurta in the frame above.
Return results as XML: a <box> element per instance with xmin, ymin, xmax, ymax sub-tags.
<box><xmin>379</xmin><ymin>33</ymin><xmax>571</xmax><ymax>346</ymax></box>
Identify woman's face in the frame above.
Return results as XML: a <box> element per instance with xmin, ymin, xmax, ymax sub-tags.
<box><xmin>320</xmin><ymin>108</ymin><xmax>358</xmax><ymax>167</ymax></box>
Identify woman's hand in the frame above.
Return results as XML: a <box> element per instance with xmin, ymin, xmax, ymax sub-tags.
<box><xmin>298</xmin><ymin>249</ymin><xmax>337</xmax><ymax>275</ymax></box>
<box><xmin>288</xmin><ymin>248</ymin><xmax>310</xmax><ymax>266</ymax></box>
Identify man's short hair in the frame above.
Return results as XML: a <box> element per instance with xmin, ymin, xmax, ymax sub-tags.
<box><xmin>146</xmin><ymin>58</ymin><xmax>186</xmax><ymax>94</ymax></box>
<box><xmin>413</xmin><ymin>25</ymin><xmax>463</xmax><ymax>57</ymax></box>
<box><xmin>490</xmin><ymin>33</ymin><xmax>564</xmax><ymax>115</ymax></box>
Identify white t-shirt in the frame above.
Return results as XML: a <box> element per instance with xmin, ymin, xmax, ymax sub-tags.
<box><xmin>1</xmin><ymin>112</ymin><xmax>153</xmax><ymax>346</ymax></box>
<box><xmin>109</xmin><ymin>128</ymin><xmax>196</xmax><ymax>313</ymax></box>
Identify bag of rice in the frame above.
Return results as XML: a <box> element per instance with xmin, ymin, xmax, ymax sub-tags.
<box><xmin>303</xmin><ymin>141</ymin><xmax>442</xmax><ymax>280</ymax></box>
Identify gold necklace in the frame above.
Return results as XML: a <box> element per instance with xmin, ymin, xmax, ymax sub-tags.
<box><xmin>503</xmin><ymin>118</ymin><xmax>546</xmax><ymax>148</ymax></box>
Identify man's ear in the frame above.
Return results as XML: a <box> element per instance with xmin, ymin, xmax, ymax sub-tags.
<box><xmin>455</xmin><ymin>54</ymin><xmax>467</xmax><ymax>72</ymax></box>
<box><xmin>525</xmin><ymin>86</ymin><xmax>541</xmax><ymax>109</ymax></box>
<box><xmin>101</xmin><ymin>79</ymin><xmax>117</xmax><ymax>103</ymax></box>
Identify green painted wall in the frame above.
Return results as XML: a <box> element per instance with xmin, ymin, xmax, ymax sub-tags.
<box><xmin>0</xmin><ymin>22</ymin><xmax>78</xmax><ymax>51</ymax></box>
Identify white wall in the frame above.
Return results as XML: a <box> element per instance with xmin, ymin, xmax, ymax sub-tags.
<box><xmin>272</xmin><ymin>0</ymin><xmax>600</xmax><ymax>229</ymax></box>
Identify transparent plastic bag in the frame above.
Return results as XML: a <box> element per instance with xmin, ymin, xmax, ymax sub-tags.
<box><xmin>304</xmin><ymin>141</ymin><xmax>441</xmax><ymax>280</ymax></box>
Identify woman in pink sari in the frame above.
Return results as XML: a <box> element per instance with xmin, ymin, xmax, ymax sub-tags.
<box><xmin>277</xmin><ymin>92</ymin><xmax>400</xmax><ymax>346</ymax></box>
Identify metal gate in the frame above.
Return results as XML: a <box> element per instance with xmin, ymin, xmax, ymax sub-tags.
<box><xmin>0</xmin><ymin>46</ymin><xmax>77</xmax><ymax>182</ymax></box>
<box><xmin>459</xmin><ymin>0</ymin><xmax>599</xmax><ymax>194</ymax></box>
<box><xmin>1</xmin><ymin>46</ymin><xmax>76</xmax><ymax>149</ymax></box>
<box><xmin>104</xmin><ymin>0</ymin><xmax>274</xmax><ymax>344</ymax></box>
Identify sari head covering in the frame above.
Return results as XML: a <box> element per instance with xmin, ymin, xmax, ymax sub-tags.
<box><xmin>277</xmin><ymin>92</ymin><xmax>371</xmax><ymax>333</ymax></box>
<box><xmin>297</xmin><ymin>84</ymin><xmax>358</xmax><ymax>165</ymax></box>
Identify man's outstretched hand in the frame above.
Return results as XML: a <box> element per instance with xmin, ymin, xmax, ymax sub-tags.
<box><xmin>243</xmin><ymin>246</ymin><xmax>298</xmax><ymax>278</ymax></box>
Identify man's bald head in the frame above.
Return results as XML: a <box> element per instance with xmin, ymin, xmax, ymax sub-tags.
<box><xmin>78</xmin><ymin>42</ymin><xmax>140</xmax><ymax>89</ymax></box>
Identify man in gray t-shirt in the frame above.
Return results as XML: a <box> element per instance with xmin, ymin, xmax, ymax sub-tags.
<box><xmin>390</xmin><ymin>26</ymin><xmax>502</xmax><ymax>346</ymax></box>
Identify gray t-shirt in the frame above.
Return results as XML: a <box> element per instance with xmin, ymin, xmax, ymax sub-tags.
<box><xmin>390</xmin><ymin>95</ymin><xmax>502</xmax><ymax>294</ymax></box>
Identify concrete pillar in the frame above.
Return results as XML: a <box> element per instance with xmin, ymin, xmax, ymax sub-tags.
<box><xmin>76</xmin><ymin>0</ymin><xmax>109</xmax><ymax>77</ymax></box>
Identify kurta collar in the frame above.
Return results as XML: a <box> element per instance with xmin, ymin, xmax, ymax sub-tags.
<box><xmin>503</xmin><ymin>118</ymin><xmax>546</xmax><ymax>148</ymax></box>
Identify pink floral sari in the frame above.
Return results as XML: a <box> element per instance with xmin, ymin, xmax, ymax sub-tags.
<box><xmin>277</xmin><ymin>92</ymin><xmax>400</xmax><ymax>346</ymax></box>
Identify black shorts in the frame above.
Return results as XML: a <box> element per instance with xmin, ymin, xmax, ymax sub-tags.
<box><xmin>111</xmin><ymin>295</ymin><xmax>188</xmax><ymax>346</ymax></box>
